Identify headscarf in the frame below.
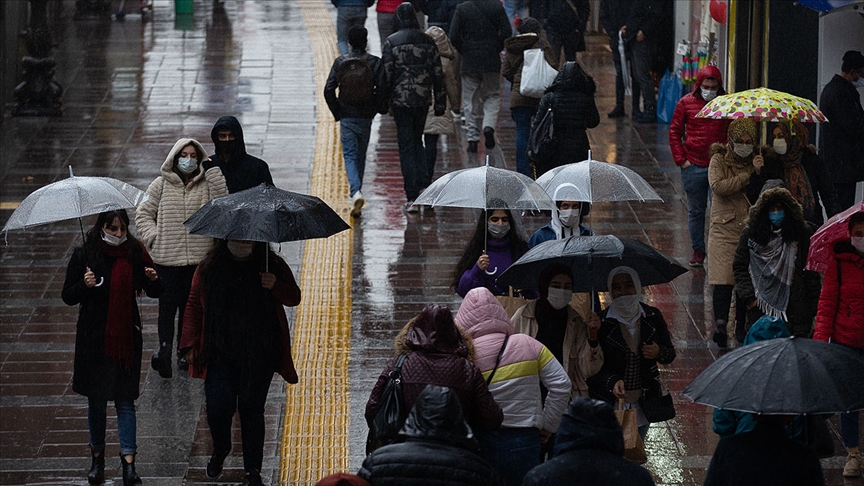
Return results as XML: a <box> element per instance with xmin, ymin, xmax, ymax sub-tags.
<box><xmin>605</xmin><ymin>266</ymin><xmax>643</xmax><ymax>332</ymax></box>
<box><xmin>774</xmin><ymin>120</ymin><xmax>815</xmax><ymax>219</ymax></box>
<box><xmin>727</xmin><ymin>118</ymin><xmax>757</xmax><ymax>144</ymax></box>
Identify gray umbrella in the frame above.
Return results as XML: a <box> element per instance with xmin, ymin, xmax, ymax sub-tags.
<box><xmin>683</xmin><ymin>337</ymin><xmax>864</xmax><ymax>414</ymax></box>
<box><xmin>535</xmin><ymin>158</ymin><xmax>663</xmax><ymax>203</ymax></box>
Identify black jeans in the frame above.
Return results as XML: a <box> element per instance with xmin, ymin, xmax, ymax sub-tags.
<box><xmin>712</xmin><ymin>284</ymin><xmax>747</xmax><ymax>341</ymax></box>
<box><xmin>393</xmin><ymin>106</ymin><xmax>429</xmax><ymax>201</ymax></box>
<box><xmin>423</xmin><ymin>133</ymin><xmax>438</xmax><ymax>189</ymax></box>
<box><xmin>154</xmin><ymin>264</ymin><xmax>197</xmax><ymax>353</ymax></box>
<box><xmin>205</xmin><ymin>361</ymin><xmax>273</xmax><ymax>473</ymax></box>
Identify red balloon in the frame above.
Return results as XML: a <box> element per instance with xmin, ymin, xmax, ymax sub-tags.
<box><xmin>710</xmin><ymin>0</ymin><xmax>727</xmax><ymax>25</ymax></box>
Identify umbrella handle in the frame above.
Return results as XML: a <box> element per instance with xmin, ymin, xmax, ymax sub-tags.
<box><xmin>485</xmin><ymin>266</ymin><xmax>498</xmax><ymax>276</ymax></box>
<box><xmin>94</xmin><ymin>277</ymin><xmax>104</xmax><ymax>287</ymax></box>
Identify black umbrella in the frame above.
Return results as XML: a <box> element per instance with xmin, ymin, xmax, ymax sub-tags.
<box><xmin>184</xmin><ymin>184</ymin><xmax>350</xmax><ymax>243</ymax></box>
<box><xmin>683</xmin><ymin>337</ymin><xmax>864</xmax><ymax>414</ymax></box>
<box><xmin>496</xmin><ymin>235</ymin><xmax>688</xmax><ymax>292</ymax></box>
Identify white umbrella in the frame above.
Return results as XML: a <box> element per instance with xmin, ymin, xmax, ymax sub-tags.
<box><xmin>535</xmin><ymin>155</ymin><xmax>663</xmax><ymax>203</ymax></box>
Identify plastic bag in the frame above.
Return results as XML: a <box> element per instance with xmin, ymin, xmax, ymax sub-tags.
<box><xmin>618</xmin><ymin>31</ymin><xmax>632</xmax><ymax>96</ymax></box>
<box><xmin>657</xmin><ymin>70</ymin><xmax>683</xmax><ymax>124</ymax></box>
<box><xmin>520</xmin><ymin>48</ymin><xmax>558</xmax><ymax>98</ymax></box>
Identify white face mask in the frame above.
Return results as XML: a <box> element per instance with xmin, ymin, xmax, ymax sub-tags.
<box><xmin>487</xmin><ymin>222</ymin><xmax>510</xmax><ymax>239</ymax></box>
<box><xmin>733</xmin><ymin>143</ymin><xmax>754</xmax><ymax>158</ymax></box>
<box><xmin>546</xmin><ymin>287</ymin><xmax>572</xmax><ymax>310</ymax></box>
<box><xmin>611</xmin><ymin>294</ymin><xmax>641</xmax><ymax>320</ymax></box>
<box><xmin>772</xmin><ymin>138</ymin><xmax>787</xmax><ymax>155</ymax></box>
<box><xmin>558</xmin><ymin>208</ymin><xmax>581</xmax><ymax>228</ymax></box>
<box><xmin>101</xmin><ymin>232</ymin><xmax>127</xmax><ymax>246</ymax></box>
<box><xmin>852</xmin><ymin>236</ymin><xmax>864</xmax><ymax>253</ymax></box>
<box><xmin>701</xmin><ymin>88</ymin><xmax>718</xmax><ymax>102</ymax></box>
<box><xmin>855</xmin><ymin>77</ymin><xmax>864</xmax><ymax>88</ymax></box>
<box><xmin>227</xmin><ymin>240</ymin><xmax>255</xmax><ymax>258</ymax></box>
<box><xmin>177</xmin><ymin>157</ymin><xmax>198</xmax><ymax>174</ymax></box>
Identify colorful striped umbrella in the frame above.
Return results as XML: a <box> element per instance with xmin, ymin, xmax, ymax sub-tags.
<box><xmin>695</xmin><ymin>87</ymin><xmax>827</xmax><ymax>123</ymax></box>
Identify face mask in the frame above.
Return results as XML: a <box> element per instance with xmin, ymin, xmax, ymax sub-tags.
<box><xmin>733</xmin><ymin>143</ymin><xmax>754</xmax><ymax>158</ymax></box>
<box><xmin>101</xmin><ymin>232</ymin><xmax>127</xmax><ymax>246</ymax></box>
<box><xmin>611</xmin><ymin>294</ymin><xmax>641</xmax><ymax>320</ymax></box>
<box><xmin>227</xmin><ymin>240</ymin><xmax>255</xmax><ymax>258</ymax></box>
<box><xmin>772</xmin><ymin>138</ymin><xmax>787</xmax><ymax>155</ymax></box>
<box><xmin>546</xmin><ymin>287</ymin><xmax>572</xmax><ymax>310</ymax></box>
<box><xmin>487</xmin><ymin>222</ymin><xmax>510</xmax><ymax>239</ymax></box>
<box><xmin>701</xmin><ymin>88</ymin><xmax>718</xmax><ymax>102</ymax></box>
<box><xmin>855</xmin><ymin>77</ymin><xmax>864</xmax><ymax>88</ymax></box>
<box><xmin>177</xmin><ymin>157</ymin><xmax>198</xmax><ymax>174</ymax></box>
<box><xmin>851</xmin><ymin>236</ymin><xmax>864</xmax><ymax>253</ymax></box>
<box><xmin>768</xmin><ymin>210</ymin><xmax>785</xmax><ymax>227</ymax></box>
<box><xmin>558</xmin><ymin>208</ymin><xmax>581</xmax><ymax>228</ymax></box>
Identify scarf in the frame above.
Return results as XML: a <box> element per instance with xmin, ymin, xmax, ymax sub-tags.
<box><xmin>606</xmin><ymin>266</ymin><xmax>643</xmax><ymax>330</ymax></box>
<box><xmin>748</xmin><ymin>229</ymin><xmax>798</xmax><ymax>319</ymax></box>
<box><xmin>101</xmin><ymin>241</ymin><xmax>136</xmax><ymax>371</ymax></box>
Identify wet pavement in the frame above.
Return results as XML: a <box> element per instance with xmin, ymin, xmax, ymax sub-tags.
<box><xmin>0</xmin><ymin>0</ymin><xmax>861</xmax><ymax>485</ymax></box>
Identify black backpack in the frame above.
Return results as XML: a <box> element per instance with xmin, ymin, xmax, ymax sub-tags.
<box><xmin>337</xmin><ymin>55</ymin><xmax>374</xmax><ymax>106</ymax></box>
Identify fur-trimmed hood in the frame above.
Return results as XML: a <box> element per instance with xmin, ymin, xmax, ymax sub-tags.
<box><xmin>746</xmin><ymin>186</ymin><xmax>807</xmax><ymax>245</ymax></box>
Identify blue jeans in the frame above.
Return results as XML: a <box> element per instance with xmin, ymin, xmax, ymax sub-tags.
<box><xmin>840</xmin><ymin>345</ymin><xmax>863</xmax><ymax>448</ymax></box>
<box><xmin>393</xmin><ymin>106</ymin><xmax>428</xmax><ymax>201</ymax></box>
<box><xmin>680</xmin><ymin>164</ymin><xmax>711</xmax><ymax>252</ymax></box>
<box><xmin>88</xmin><ymin>398</ymin><xmax>137</xmax><ymax>456</ymax></box>
<box><xmin>336</xmin><ymin>6</ymin><xmax>367</xmax><ymax>56</ymax></box>
<box><xmin>511</xmin><ymin>106</ymin><xmax>533</xmax><ymax>177</ymax></box>
<box><xmin>341</xmin><ymin>117</ymin><xmax>373</xmax><ymax>196</ymax></box>
<box><xmin>477</xmin><ymin>427</ymin><xmax>540</xmax><ymax>486</ymax></box>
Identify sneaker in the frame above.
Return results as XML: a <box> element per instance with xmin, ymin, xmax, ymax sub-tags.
<box><xmin>206</xmin><ymin>449</ymin><xmax>230</xmax><ymax>479</ymax></box>
<box><xmin>467</xmin><ymin>141</ymin><xmax>478</xmax><ymax>153</ymax></box>
<box><xmin>844</xmin><ymin>451</ymin><xmax>861</xmax><ymax>478</ymax></box>
<box><xmin>403</xmin><ymin>201</ymin><xmax>419</xmax><ymax>213</ymax></box>
<box><xmin>689</xmin><ymin>250</ymin><xmax>706</xmax><ymax>267</ymax></box>
<box><xmin>483</xmin><ymin>127</ymin><xmax>495</xmax><ymax>149</ymax></box>
<box><xmin>607</xmin><ymin>106</ymin><xmax>626</xmax><ymax>118</ymax></box>
<box><xmin>350</xmin><ymin>191</ymin><xmax>365</xmax><ymax>218</ymax></box>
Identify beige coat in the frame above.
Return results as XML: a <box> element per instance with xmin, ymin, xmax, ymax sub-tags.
<box><xmin>424</xmin><ymin>26</ymin><xmax>461</xmax><ymax>135</ymax></box>
<box><xmin>706</xmin><ymin>143</ymin><xmax>756</xmax><ymax>285</ymax></box>
<box><xmin>501</xmin><ymin>32</ymin><xmax>558</xmax><ymax>110</ymax></box>
<box><xmin>511</xmin><ymin>300</ymin><xmax>603</xmax><ymax>398</ymax></box>
<box><xmin>135</xmin><ymin>138</ymin><xmax>228</xmax><ymax>267</ymax></box>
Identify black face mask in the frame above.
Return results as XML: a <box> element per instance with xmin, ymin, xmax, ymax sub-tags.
<box><xmin>215</xmin><ymin>140</ymin><xmax>239</xmax><ymax>157</ymax></box>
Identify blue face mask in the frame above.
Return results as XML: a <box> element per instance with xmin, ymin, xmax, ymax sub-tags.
<box><xmin>768</xmin><ymin>211</ymin><xmax>785</xmax><ymax>227</ymax></box>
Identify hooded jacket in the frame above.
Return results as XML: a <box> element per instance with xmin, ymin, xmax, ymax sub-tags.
<box><xmin>135</xmin><ymin>138</ymin><xmax>228</xmax><ymax>267</ymax></box>
<box><xmin>382</xmin><ymin>3</ymin><xmax>447</xmax><ymax>112</ymax></box>
<box><xmin>359</xmin><ymin>385</ymin><xmax>500</xmax><ymax>486</ymax></box>
<box><xmin>208</xmin><ymin>116</ymin><xmax>274</xmax><ymax>193</ymax></box>
<box><xmin>669</xmin><ymin>65</ymin><xmax>730</xmax><ymax>168</ymax></box>
<box><xmin>732</xmin><ymin>186</ymin><xmax>821</xmax><ymax>336</ymax></box>
<box><xmin>448</xmin><ymin>0</ymin><xmax>510</xmax><ymax>74</ymax></box>
<box><xmin>814</xmin><ymin>239</ymin><xmax>864</xmax><ymax>350</ymax></box>
<box><xmin>455</xmin><ymin>288</ymin><xmax>571</xmax><ymax>431</ymax></box>
<box><xmin>521</xmin><ymin>398</ymin><xmax>656</xmax><ymax>485</ymax></box>
<box><xmin>501</xmin><ymin>32</ymin><xmax>558</xmax><ymax>110</ymax></box>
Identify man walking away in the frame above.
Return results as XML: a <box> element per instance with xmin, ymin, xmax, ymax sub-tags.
<box><xmin>599</xmin><ymin>0</ymin><xmax>635</xmax><ymax>118</ymax></box>
<box><xmin>622</xmin><ymin>0</ymin><xmax>664</xmax><ymax>123</ymax></box>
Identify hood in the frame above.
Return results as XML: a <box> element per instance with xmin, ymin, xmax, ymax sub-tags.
<box><xmin>833</xmin><ymin>239</ymin><xmax>864</xmax><ymax>265</ymax></box>
<box><xmin>395</xmin><ymin>2</ymin><xmax>419</xmax><ymax>30</ymax></box>
<box><xmin>553</xmin><ymin>397</ymin><xmax>624</xmax><ymax>456</ymax></box>
<box><xmin>548</xmin><ymin>61</ymin><xmax>595</xmax><ymax>96</ymax></box>
<box><xmin>743</xmin><ymin>315</ymin><xmax>791</xmax><ymax>345</ymax></box>
<box><xmin>455</xmin><ymin>287</ymin><xmax>514</xmax><ymax>339</ymax></box>
<box><xmin>160</xmin><ymin>138</ymin><xmax>209</xmax><ymax>183</ymax></box>
<box><xmin>504</xmin><ymin>33</ymin><xmax>540</xmax><ymax>53</ymax></box>
<box><xmin>745</xmin><ymin>186</ymin><xmax>807</xmax><ymax>244</ymax></box>
<box><xmin>393</xmin><ymin>304</ymin><xmax>476</xmax><ymax>359</ymax></box>
<box><xmin>210</xmin><ymin>115</ymin><xmax>247</xmax><ymax>159</ymax></box>
<box><xmin>426</xmin><ymin>26</ymin><xmax>456</xmax><ymax>60</ymax></box>
<box><xmin>693</xmin><ymin>65</ymin><xmax>726</xmax><ymax>98</ymax></box>
<box><xmin>400</xmin><ymin>385</ymin><xmax>477</xmax><ymax>450</ymax></box>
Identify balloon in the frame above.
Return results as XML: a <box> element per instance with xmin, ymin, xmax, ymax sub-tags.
<box><xmin>710</xmin><ymin>0</ymin><xmax>727</xmax><ymax>25</ymax></box>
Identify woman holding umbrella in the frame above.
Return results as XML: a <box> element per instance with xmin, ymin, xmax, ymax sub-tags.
<box><xmin>180</xmin><ymin>240</ymin><xmax>301</xmax><ymax>486</ymax></box>
<box><xmin>62</xmin><ymin>210</ymin><xmax>161</xmax><ymax>486</ymax></box>
<box><xmin>814</xmin><ymin>211</ymin><xmax>864</xmax><ymax>478</ymax></box>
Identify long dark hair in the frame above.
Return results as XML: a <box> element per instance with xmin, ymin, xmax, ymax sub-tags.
<box><xmin>198</xmin><ymin>239</ymin><xmax>280</xmax><ymax>283</ymax></box>
<box><xmin>451</xmin><ymin>208</ymin><xmax>528</xmax><ymax>289</ymax></box>
<box><xmin>83</xmin><ymin>210</ymin><xmax>143</xmax><ymax>271</ymax></box>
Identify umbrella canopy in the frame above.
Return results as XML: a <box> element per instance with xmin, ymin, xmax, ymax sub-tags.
<box><xmin>695</xmin><ymin>87</ymin><xmax>827</xmax><ymax>123</ymax></box>
<box><xmin>412</xmin><ymin>159</ymin><xmax>556</xmax><ymax>211</ymax></box>
<box><xmin>2</xmin><ymin>167</ymin><xmax>148</xmax><ymax>236</ymax></box>
<box><xmin>497</xmin><ymin>235</ymin><xmax>687</xmax><ymax>292</ymax></box>
<box><xmin>683</xmin><ymin>336</ymin><xmax>864</xmax><ymax>414</ymax></box>
<box><xmin>183</xmin><ymin>184</ymin><xmax>350</xmax><ymax>243</ymax></box>
<box><xmin>806</xmin><ymin>200</ymin><xmax>864</xmax><ymax>273</ymax></box>
<box><xmin>534</xmin><ymin>159</ymin><xmax>663</xmax><ymax>203</ymax></box>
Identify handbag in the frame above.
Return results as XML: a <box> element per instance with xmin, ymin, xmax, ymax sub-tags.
<box><xmin>520</xmin><ymin>48</ymin><xmax>558</xmax><ymax>98</ymax></box>
<box><xmin>365</xmin><ymin>353</ymin><xmax>408</xmax><ymax>455</ymax></box>
<box><xmin>527</xmin><ymin>101</ymin><xmax>556</xmax><ymax>169</ymax></box>
<box><xmin>615</xmin><ymin>399</ymin><xmax>647</xmax><ymax>464</ymax></box>
<box><xmin>495</xmin><ymin>287</ymin><xmax>529</xmax><ymax>318</ymax></box>
<box><xmin>639</xmin><ymin>378</ymin><xmax>676</xmax><ymax>423</ymax></box>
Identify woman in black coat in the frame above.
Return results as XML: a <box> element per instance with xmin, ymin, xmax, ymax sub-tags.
<box><xmin>62</xmin><ymin>210</ymin><xmax>161</xmax><ymax>485</ymax></box>
<box><xmin>530</xmin><ymin>61</ymin><xmax>600</xmax><ymax>177</ymax></box>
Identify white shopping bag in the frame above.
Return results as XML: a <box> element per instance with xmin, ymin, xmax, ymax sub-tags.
<box><xmin>519</xmin><ymin>48</ymin><xmax>558</xmax><ymax>98</ymax></box>
<box><xmin>618</xmin><ymin>31</ymin><xmax>632</xmax><ymax>96</ymax></box>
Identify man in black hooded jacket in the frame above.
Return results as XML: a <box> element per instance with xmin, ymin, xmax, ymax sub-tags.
<box><xmin>206</xmin><ymin>115</ymin><xmax>274</xmax><ymax>193</ymax></box>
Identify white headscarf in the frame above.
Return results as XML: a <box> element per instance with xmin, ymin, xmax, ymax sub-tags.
<box><xmin>550</xmin><ymin>183</ymin><xmax>584</xmax><ymax>239</ymax></box>
<box><xmin>606</xmin><ymin>266</ymin><xmax>644</xmax><ymax>334</ymax></box>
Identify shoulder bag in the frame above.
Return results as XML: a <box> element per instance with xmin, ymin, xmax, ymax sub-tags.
<box><xmin>365</xmin><ymin>353</ymin><xmax>408</xmax><ymax>454</ymax></box>
<box><xmin>520</xmin><ymin>48</ymin><xmax>558</xmax><ymax>98</ymax></box>
<box><xmin>527</xmin><ymin>99</ymin><xmax>556</xmax><ymax>170</ymax></box>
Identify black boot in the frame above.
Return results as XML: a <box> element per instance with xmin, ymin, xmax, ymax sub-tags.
<box><xmin>120</xmin><ymin>454</ymin><xmax>142</xmax><ymax>486</ymax></box>
<box><xmin>87</xmin><ymin>446</ymin><xmax>105</xmax><ymax>484</ymax></box>
<box><xmin>150</xmin><ymin>344</ymin><xmax>172</xmax><ymax>378</ymax></box>
<box><xmin>712</xmin><ymin>320</ymin><xmax>728</xmax><ymax>349</ymax></box>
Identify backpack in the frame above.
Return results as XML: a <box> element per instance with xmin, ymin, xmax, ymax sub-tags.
<box><xmin>336</xmin><ymin>56</ymin><xmax>374</xmax><ymax>106</ymax></box>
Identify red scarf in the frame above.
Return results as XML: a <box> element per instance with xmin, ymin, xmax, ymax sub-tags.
<box><xmin>100</xmin><ymin>241</ymin><xmax>149</xmax><ymax>370</ymax></box>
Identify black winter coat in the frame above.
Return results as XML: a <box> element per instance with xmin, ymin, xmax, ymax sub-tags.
<box><xmin>62</xmin><ymin>246</ymin><xmax>161</xmax><ymax>401</ymax></box>
<box><xmin>207</xmin><ymin>115</ymin><xmax>273</xmax><ymax>193</ymax></box>
<box><xmin>522</xmin><ymin>398</ymin><xmax>655</xmax><ymax>485</ymax></box>
<box><xmin>599</xmin><ymin>0</ymin><xmax>635</xmax><ymax>39</ymax></box>
<box><xmin>819</xmin><ymin>74</ymin><xmax>864</xmax><ymax>182</ymax></box>
<box><xmin>449</xmin><ymin>0</ymin><xmax>510</xmax><ymax>74</ymax></box>
<box><xmin>418</xmin><ymin>0</ymin><xmax>463</xmax><ymax>32</ymax></box>
<box><xmin>324</xmin><ymin>50</ymin><xmax>389</xmax><ymax>120</ymax></box>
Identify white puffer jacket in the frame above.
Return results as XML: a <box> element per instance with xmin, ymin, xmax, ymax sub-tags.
<box><xmin>135</xmin><ymin>138</ymin><xmax>228</xmax><ymax>266</ymax></box>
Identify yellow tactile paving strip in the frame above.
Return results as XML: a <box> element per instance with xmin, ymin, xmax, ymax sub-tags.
<box><xmin>280</xmin><ymin>1</ymin><xmax>353</xmax><ymax>484</ymax></box>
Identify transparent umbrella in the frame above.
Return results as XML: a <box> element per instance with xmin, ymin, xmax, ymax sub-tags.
<box><xmin>534</xmin><ymin>155</ymin><xmax>663</xmax><ymax>203</ymax></box>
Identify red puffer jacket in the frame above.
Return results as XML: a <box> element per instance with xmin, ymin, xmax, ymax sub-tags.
<box><xmin>669</xmin><ymin>65</ymin><xmax>730</xmax><ymax>168</ymax></box>
<box><xmin>814</xmin><ymin>240</ymin><xmax>864</xmax><ymax>350</ymax></box>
